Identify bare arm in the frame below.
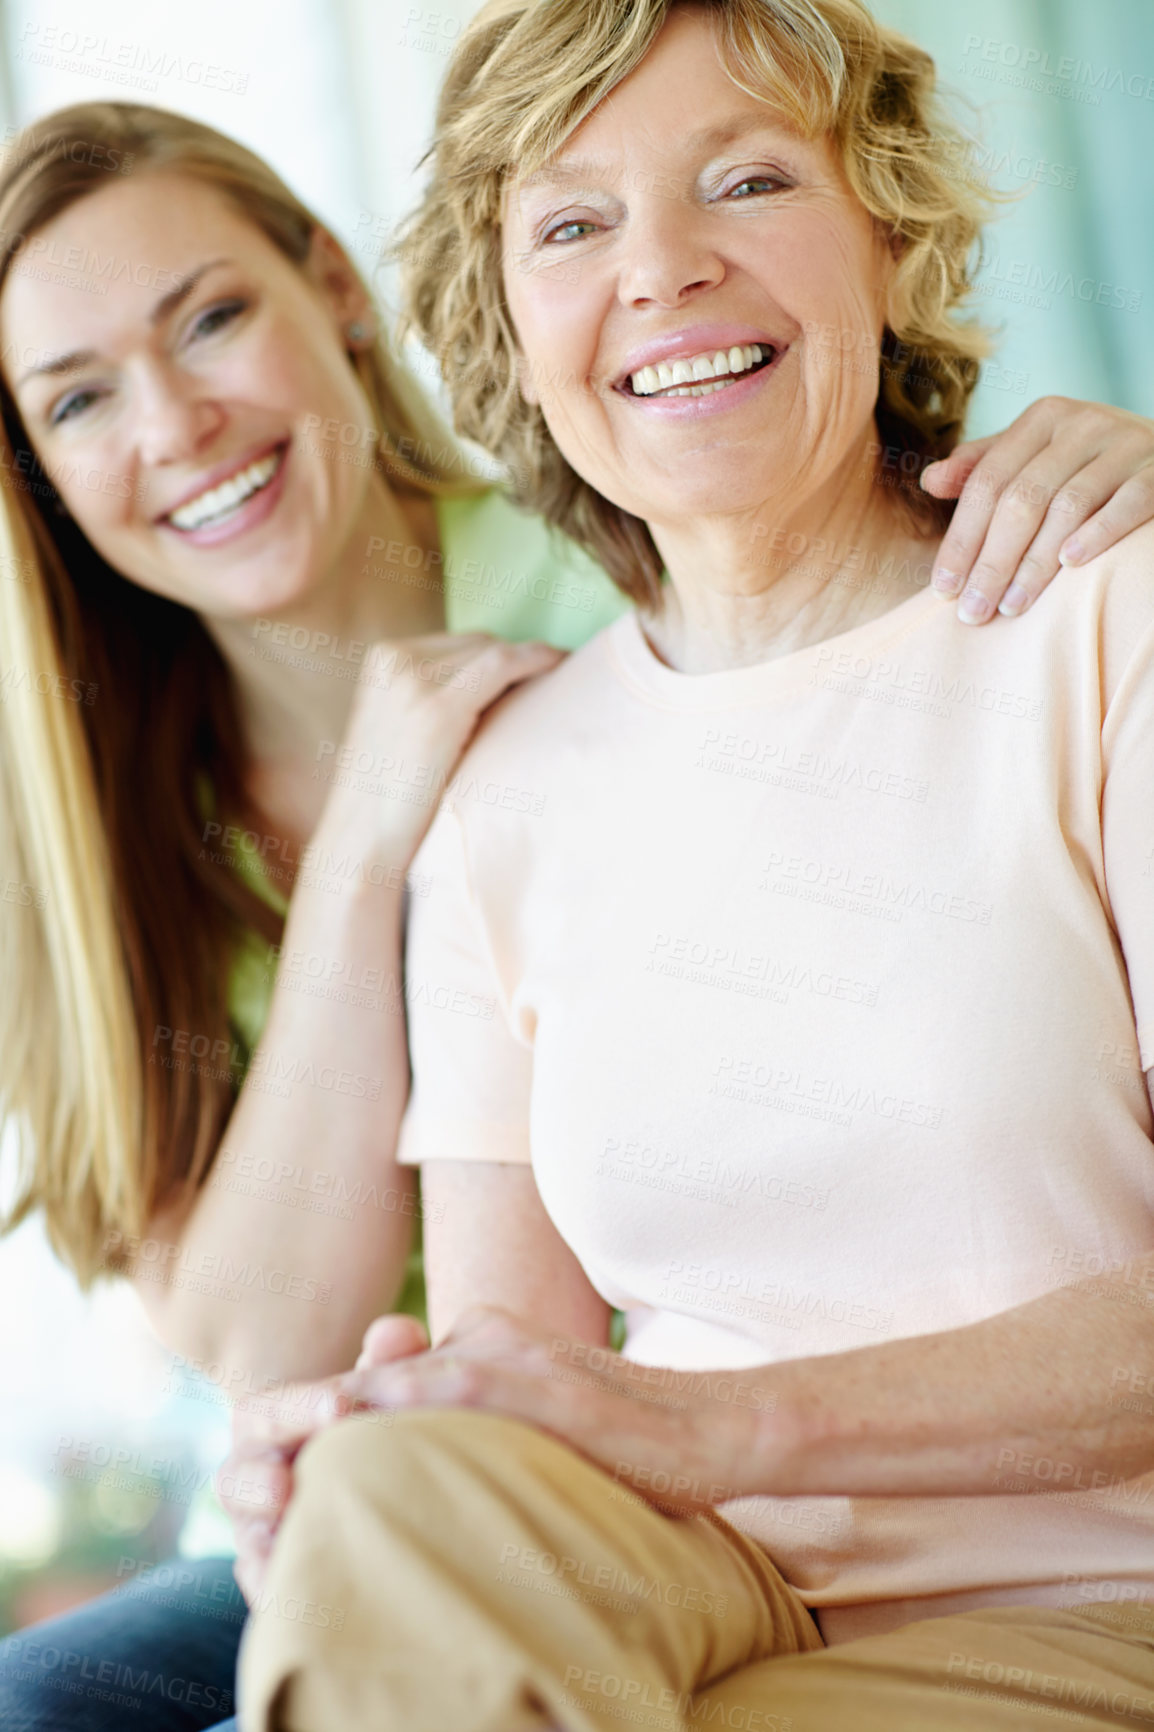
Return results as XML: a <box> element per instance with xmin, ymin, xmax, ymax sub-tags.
<box><xmin>129</xmin><ymin>636</ymin><xmax>562</xmax><ymax>1387</ymax></box>
<box><xmin>762</xmin><ymin>1220</ymin><xmax>1154</xmax><ymax>1500</ymax></box>
<box><xmin>422</xmin><ymin>1160</ymin><xmax>610</xmax><ymax>1348</ymax></box>
<box><xmin>135</xmin><ymin>863</ymin><xmax>415</xmax><ymax>1387</ymax></box>
<box><xmin>337</xmin><ymin>1218</ymin><xmax>1154</xmax><ymax>1512</ymax></box>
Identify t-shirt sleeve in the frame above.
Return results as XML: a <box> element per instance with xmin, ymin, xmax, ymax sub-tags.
<box><xmin>1101</xmin><ymin>614</ymin><xmax>1154</xmax><ymax>1074</ymax></box>
<box><xmin>397</xmin><ymin>805</ymin><xmax>534</xmax><ymax>1166</ymax></box>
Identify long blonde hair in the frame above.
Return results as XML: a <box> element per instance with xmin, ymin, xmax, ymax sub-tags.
<box><xmin>402</xmin><ymin>0</ymin><xmax>997</xmax><ymax>607</ymax></box>
<box><xmin>0</xmin><ymin>102</ymin><xmax>461</xmax><ymax>1284</ymax></box>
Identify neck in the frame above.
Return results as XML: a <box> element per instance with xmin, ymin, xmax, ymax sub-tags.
<box><xmin>643</xmin><ymin>433</ymin><xmax>940</xmax><ymax>675</ymax></box>
<box><xmin>202</xmin><ymin>474</ymin><xmax>442</xmax><ymax>782</ymax></box>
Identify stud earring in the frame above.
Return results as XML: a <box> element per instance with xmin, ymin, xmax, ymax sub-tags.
<box><xmin>347</xmin><ymin>319</ymin><xmax>374</xmax><ymax>344</ymax></box>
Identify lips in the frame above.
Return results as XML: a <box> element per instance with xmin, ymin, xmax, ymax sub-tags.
<box><xmin>159</xmin><ymin>441</ymin><xmax>287</xmax><ymax>531</ymax></box>
<box><xmin>611</xmin><ymin>327</ymin><xmax>786</xmax><ymax>399</ymax></box>
<box><xmin>628</xmin><ymin>343</ymin><xmax>776</xmax><ymax>398</ymax></box>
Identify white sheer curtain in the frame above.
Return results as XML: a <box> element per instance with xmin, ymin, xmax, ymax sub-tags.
<box><xmin>873</xmin><ymin>0</ymin><xmax>1154</xmax><ymax>426</ymax></box>
<box><xmin>2</xmin><ymin>0</ymin><xmax>362</xmax><ymax>228</ymax></box>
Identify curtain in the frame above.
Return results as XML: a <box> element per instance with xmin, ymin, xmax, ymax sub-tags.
<box><xmin>872</xmin><ymin>0</ymin><xmax>1154</xmax><ymax>429</ymax></box>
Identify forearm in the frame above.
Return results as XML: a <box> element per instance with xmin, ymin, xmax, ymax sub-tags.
<box><xmin>137</xmin><ymin>870</ymin><xmax>415</xmax><ymax>1385</ymax></box>
<box><xmin>422</xmin><ymin>1162</ymin><xmax>611</xmax><ymax>1348</ymax></box>
<box><xmin>756</xmin><ymin>1250</ymin><xmax>1154</xmax><ymax>1499</ymax></box>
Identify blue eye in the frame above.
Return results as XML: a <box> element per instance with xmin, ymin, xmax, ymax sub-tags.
<box><xmin>728</xmin><ymin>177</ymin><xmax>787</xmax><ymax>199</ymax></box>
<box><xmin>190</xmin><ymin>298</ymin><xmax>246</xmax><ymax>339</ymax></box>
<box><xmin>544</xmin><ymin>220</ymin><xmax>599</xmax><ymax>244</ymax></box>
<box><xmin>50</xmin><ymin>388</ymin><xmax>102</xmax><ymax>427</ymax></box>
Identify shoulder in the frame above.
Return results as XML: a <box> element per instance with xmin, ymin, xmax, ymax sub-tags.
<box><xmin>448</xmin><ymin>616</ymin><xmax>632</xmax><ymax>795</ymax></box>
<box><xmin>412</xmin><ymin>620</ymin><xmax>631</xmax><ymax>902</ymax></box>
<box><xmin>485</xmin><ymin>615</ymin><xmax>629</xmax><ymax>736</ymax></box>
<box><xmin>953</xmin><ymin>521</ymin><xmax>1154</xmax><ymax>696</ymax></box>
<box><xmin>1057</xmin><ymin>520</ymin><xmax>1154</xmax><ymax>704</ymax></box>
<box><xmin>1080</xmin><ymin>516</ymin><xmax>1154</xmax><ymax>602</ymax></box>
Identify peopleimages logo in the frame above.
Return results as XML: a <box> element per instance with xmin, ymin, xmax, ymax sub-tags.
<box><xmin>15</xmin><ymin>24</ymin><xmax>248</xmax><ymax>94</ymax></box>
<box><xmin>978</xmin><ymin>256</ymin><xmax>1141</xmax><ymax>315</ymax></box>
<box><xmin>960</xmin><ymin>35</ymin><xmax>1154</xmax><ymax>104</ymax></box>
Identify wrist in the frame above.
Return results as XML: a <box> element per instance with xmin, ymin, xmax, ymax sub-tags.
<box><xmin>741</xmin><ymin>1358</ymin><xmax>828</xmax><ymax>1498</ymax></box>
<box><xmin>316</xmin><ymin>735</ymin><xmax>450</xmax><ymax>852</ymax></box>
<box><xmin>305</xmin><ymin>798</ymin><xmax>430</xmax><ymax>886</ymax></box>
<box><xmin>278</xmin><ymin>842</ymin><xmax>407</xmax><ymax>954</ymax></box>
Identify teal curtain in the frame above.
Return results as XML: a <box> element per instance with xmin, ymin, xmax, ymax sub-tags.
<box><xmin>871</xmin><ymin>0</ymin><xmax>1154</xmax><ymax>432</ymax></box>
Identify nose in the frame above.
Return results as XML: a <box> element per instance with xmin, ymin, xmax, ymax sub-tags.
<box><xmin>617</xmin><ymin>196</ymin><xmax>725</xmax><ymax>310</ymax></box>
<box><xmin>133</xmin><ymin>360</ymin><xmax>225</xmax><ymax>469</ymax></box>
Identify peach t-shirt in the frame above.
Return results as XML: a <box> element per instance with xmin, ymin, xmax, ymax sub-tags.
<box><xmin>398</xmin><ymin>527</ymin><xmax>1154</xmax><ymax>1643</ymax></box>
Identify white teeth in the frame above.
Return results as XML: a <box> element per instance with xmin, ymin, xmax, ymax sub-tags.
<box><xmin>629</xmin><ymin>343</ymin><xmax>769</xmax><ymax>398</ymax></box>
<box><xmin>169</xmin><ymin>449</ymin><xmax>283</xmax><ymax>531</ymax></box>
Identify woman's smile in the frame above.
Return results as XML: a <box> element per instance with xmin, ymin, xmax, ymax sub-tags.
<box><xmin>626</xmin><ymin>340</ymin><xmax>774</xmax><ymax>397</ymax></box>
<box><xmin>615</xmin><ymin>336</ymin><xmax>790</xmax><ymax>417</ymax></box>
<box><xmin>159</xmin><ymin>438</ymin><xmax>290</xmax><ymax>545</ymax></box>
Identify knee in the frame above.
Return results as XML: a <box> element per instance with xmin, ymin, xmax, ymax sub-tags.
<box><xmin>292</xmin><ymin>1406</ymin><xmax>565</xmax><ymax>1513</ymax></box>
<box><xmin>241</xmin><ymin>1410</ymin><xmax>569</xmax><ymax>1726</ymax></box>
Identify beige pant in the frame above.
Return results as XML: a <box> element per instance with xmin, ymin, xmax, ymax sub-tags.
<box><xmin>238</xmin><ymin>1409</ymin><xmax>1154</xmax><ymax>1732</ymax></box>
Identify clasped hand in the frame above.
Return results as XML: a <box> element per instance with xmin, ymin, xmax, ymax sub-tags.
<box><xmin>218</xmin><ymin>1308</ymin><xmax>776</xmax><ymax>1603</ymax></box>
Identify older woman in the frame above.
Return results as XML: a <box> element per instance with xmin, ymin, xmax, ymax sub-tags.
<box><xmin>235</xmin><ymin>2</ymin><xmax>1154</xmax><ymax>1728</ymax></box>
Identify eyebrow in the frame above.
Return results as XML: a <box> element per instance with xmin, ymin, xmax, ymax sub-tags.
<box><xmin>517</xmin><ymin>114</ymin><xmax>792</xmax><ymax>193</ymax></box>
<box><xmin>14</xmin><ymin>257</ymin><xmax>235</xmax><ymax>387</ymax></box>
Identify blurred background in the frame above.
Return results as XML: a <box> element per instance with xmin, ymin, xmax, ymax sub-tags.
<box><xmin>0</xmin><ymin>0</ymin><xmax>1152</xmax><ymax>1635</ymax></box>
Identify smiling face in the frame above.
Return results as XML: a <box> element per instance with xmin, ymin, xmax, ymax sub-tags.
<box><xmin>501</xmin><ymin>6</ymin><xmax>897</xmax><ymax>537</ymax></box>
<box><xmin>0</xmin><ymin>171</ymin><xmax>379</xmax><ymax>621</ymax></box>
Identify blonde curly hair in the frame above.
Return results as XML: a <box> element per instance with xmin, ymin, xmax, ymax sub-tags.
<box><xmin>402</xmin><ymin>0</ymin><xmax>997</xmax><ymax>606</ymax></box>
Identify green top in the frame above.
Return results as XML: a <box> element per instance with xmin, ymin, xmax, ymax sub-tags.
<box><xmin>224</xmin><ymin>491</ymin><xmax>629</xmax><ymax>1326</ymax></box>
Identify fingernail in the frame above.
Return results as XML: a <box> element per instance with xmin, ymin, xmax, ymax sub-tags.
<box><xmin>957</xmin><ymin>588</ymin><xmax>992</xmax><ymax>625</ymax></box>
<box><xmin>998</xmin><ymin>583</ymin><xmax>1029</xmax><ymax>618</ymax></box>
<box><xmin>1058</xmin><ymin>539</ymin><xmax>1085</xmax><ymax>567</ymax></box>
<box><xmin>932</xmin><ymin>567</ymin><xmax>963</xmax><ymax>596</ymax></box>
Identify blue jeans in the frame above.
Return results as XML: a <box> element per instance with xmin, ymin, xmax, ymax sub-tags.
<box><xmin>0</xmin><ymin>1555</ymin><xmax>243</xmax><ymax>1731</ymax></box>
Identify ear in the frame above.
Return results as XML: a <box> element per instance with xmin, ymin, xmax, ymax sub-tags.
<box><xmin>304</xmin><ymin>227</ymin><xmax>374</xmax><ymax>346</ymax></box>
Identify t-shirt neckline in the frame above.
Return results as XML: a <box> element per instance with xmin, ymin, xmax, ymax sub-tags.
<box><xmin>609</xmin><ymin>580</ymin><xmax>945</xmax><ymax>710</ymax></box>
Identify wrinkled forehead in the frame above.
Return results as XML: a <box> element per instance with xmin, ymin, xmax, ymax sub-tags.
<box><xmin>499</xmin><ymin>7</ymin><xmax>830</xmax><ymax>212</ymax></box>
<box><xmin>499</xmin><ymin>24</ymin><xmax>831</xmax><ymax>219</ymax></box>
